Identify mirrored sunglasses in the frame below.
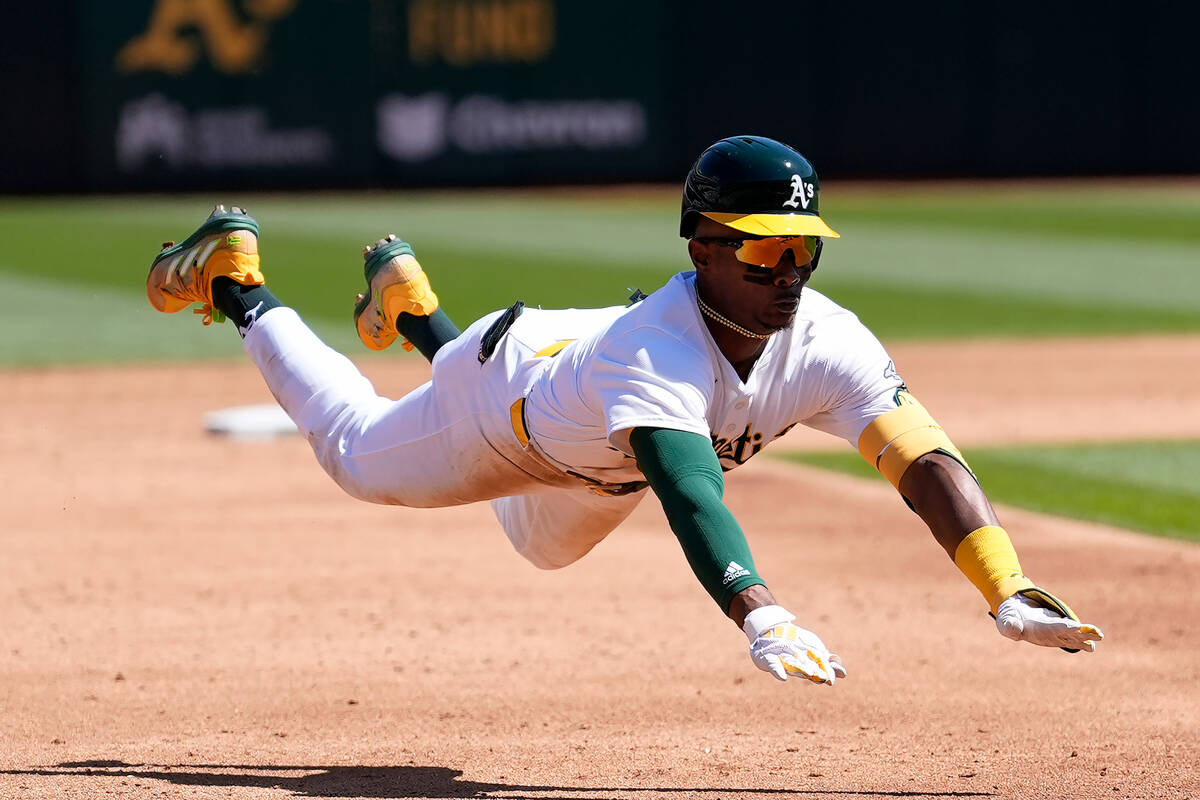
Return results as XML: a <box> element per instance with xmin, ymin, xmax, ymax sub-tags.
<box><xmin>693</xmin><ymin>235</ymin><xmax>821</xmax><ymax>268</ymax></box>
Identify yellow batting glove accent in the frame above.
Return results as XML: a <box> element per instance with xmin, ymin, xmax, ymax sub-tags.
<box><xmin>780</xmin><ymin>651</ymin><xmax>832</xmax><ymax>684</ymax></box>
<box><xmin>744</xmin><ymin>605</ymin><xmax>847</xmax><ymax>686</ymax></box>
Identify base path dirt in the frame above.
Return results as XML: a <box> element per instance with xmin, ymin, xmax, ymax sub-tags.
<box><xmin>2</xmin><ymin>334</ymin><xmax>1198</xmax><ymax>800</ymax></box>
<box><xmin>779</xmin><ymin>333</ymin><xmax>1200</xmax><ymax>450</ymax></box>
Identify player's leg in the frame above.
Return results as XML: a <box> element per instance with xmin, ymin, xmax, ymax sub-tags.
<box><xmin>353</xmin><ymin>234</ymin><xmax>461</xmax><ymax>361</ymax></box>
<box><xmin>242</xmin><ymin>307</ymin><xmax>546</xmax><ymax>506</ymax></box>
<box><xmin>491</xmin><ymin>488</ymin><xmax>648</xmax><ymax>569</ymax></box>
<box><xmin>146</xmin><ymin>206</ymin><xmax>541</xmax><ymax>508</ymax></box>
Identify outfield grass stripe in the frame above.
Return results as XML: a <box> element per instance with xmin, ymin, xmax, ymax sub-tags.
<box><xmin>966</xmin><ymin>457</ymin><xmax>1200</xmax><ymax>542</ymax></box>
<box><xmin>809</xmin><ymin>280</ymin><xmax>1200</xmax><ymax>339</ymax></box>
<box><xmin>0</xmin><ymin>271</ymin><xmax>362</xmax><ymax>366</ymax></box>
<box><xmin>973</xmin><ymin>441</ymin><xmax>1200</xmax><ymax>496</ymax></box>
<box><xmin>832</xmin><ymin>183</ymin><xmax>1200</xmax><ymax>246</ymax></box>
<box><xmin>780</xmin><ymin>442</ymin><xmax>1200</xmax><ymax>542</ymax></box>
<box><xmin>0</xmin><ymin>195</ymin><xmax>683</xmax><ymax>268</ymax></box>
<box><xmin>8</xmin><ymin>193</ymin><xmax>1196</xmax><ymax>307</ymax></box>
<box><xmin>824</xmin><ymin>223</ymin><xmax>1200</xmax><ymax>311</ymax></box>
<box><xmin>259</xmin><ymin>200</ymin><xmax>682</xmax><ymax>266</ymax></box>
<box><xmin>1</xmin><ymin>187</ymin><xmax>1197</xmax><ymax>365</ymax></box>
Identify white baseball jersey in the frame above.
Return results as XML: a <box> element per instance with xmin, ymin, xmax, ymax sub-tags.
<box><xmin>519</xmin><ymin>271</ymin><xmax>904</xmax><ymax>483</ymax></box>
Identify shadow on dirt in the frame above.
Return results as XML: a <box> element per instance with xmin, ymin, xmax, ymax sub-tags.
<box><xmin>1</xmin><ymin>761</ymin><xmax>994</xmax><ymax>798</ymax></box>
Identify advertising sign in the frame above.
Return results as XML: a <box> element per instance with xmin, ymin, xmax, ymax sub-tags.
<box><xmin>372</xmin><ymin>0</ymin><xmax>672</xmax><ymax>183</ymax></box>
<box><xmin>79</xmin><ymin>0</ymin><xmax>672</xmax><ymax>189</ymax></box>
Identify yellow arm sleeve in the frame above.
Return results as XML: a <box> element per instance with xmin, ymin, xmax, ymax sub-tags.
<box><xmin>953</xmin><ymin>525</ymin><xmax>1035</xmax><ymax>614</ymax></box>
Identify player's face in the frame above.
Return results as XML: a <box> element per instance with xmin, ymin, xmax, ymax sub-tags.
<box><xmin>689</xmin><ymin>219</ymin><xmax>817</xmax><ymax>334</ymax></box>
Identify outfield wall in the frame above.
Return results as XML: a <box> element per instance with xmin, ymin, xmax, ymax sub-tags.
<box><xmin>5</xmin><ymin>0</ymin><xmax>1200</xmax><ymax>192</ymax></box>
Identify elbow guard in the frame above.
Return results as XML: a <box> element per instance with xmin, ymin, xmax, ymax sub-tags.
<box><xmin>857</xmin><ymin>391</ymin><xmax>970</xmax><ymax>489</ymax></box>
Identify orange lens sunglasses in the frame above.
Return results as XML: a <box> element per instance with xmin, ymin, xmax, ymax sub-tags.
<box><xmin>693</xmin><ymin>235</ymin><xmax>821</xmax><ymax>268</ymax></box>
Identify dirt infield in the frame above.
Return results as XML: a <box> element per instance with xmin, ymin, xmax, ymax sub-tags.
<box><xmin>2</xmin><ymin>335</ymin><xmax>1198</xmax><ymax>800</ymax></box>
<box><xmin>777</xmin><ymin>334</ymin><xmax>1200</xmax><ymax>451</ymax></box>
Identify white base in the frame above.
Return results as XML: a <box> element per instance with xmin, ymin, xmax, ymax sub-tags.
<box><xmin>204</xmin><ymin>403</ymin><xmax>298</xmax><ymax>440</ymax></box>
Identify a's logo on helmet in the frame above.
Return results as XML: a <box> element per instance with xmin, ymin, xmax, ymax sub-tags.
<box><xmin>783</xmin><ymin>174</ymin><xmax>815</xmax><ymax>210</ymax></box>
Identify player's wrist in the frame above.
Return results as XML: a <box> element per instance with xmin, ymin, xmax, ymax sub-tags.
<box><xmin>953</xmin><ymin>525</ymin><xmax>1035</xmax><ymax>614</ymax></box>
<box><xmin>727</xmin><ymin>583</ymin><xmax>775</xmax><ymax>629</ymax></box>
<box><xmin>741</xmin><ymin>604</ymin><xmax>796</xmax><ymax>644</ymax></box>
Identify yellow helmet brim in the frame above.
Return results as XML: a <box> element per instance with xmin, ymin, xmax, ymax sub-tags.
<box><xmin>701</xmin><ymin>211</ymin><xmax>840</xmax><ymax>238</ymax></box>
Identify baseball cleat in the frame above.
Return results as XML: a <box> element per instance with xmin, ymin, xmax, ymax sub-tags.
<box><xmin>353</xmin><ymin>234</ymin><xmax>440</xmax><ymax>351</ymax></box>
<box><xmin>147</xmin><ymin>205</ymin><xmax>264</xmax><ymax>325</ymax></box>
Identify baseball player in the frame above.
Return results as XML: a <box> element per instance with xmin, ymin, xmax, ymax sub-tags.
<box><xmin>146</xmin><ymin>135</ymin><xmax>1104</xmax><ymax>685</ymax></box>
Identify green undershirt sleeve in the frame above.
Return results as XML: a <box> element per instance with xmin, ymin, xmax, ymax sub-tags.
<box><xmin>629</xmin><ymin>426</ymin><xmax>766</xmax><ymax>614</ymax></box>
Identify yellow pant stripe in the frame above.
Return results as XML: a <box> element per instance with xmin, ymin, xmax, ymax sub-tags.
<box><xmin>535</xmin><ymin>339</ymin><xmax>575</xmax><ymax>358</ymax></box>
<box><xmin>510</xmin><ymin>398</ymin><xmax>530</xmax><ymax>448</ymax></box>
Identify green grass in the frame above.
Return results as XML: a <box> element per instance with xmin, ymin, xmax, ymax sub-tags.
<box><xmin>830</xmin><ymin>182</ymin><xmax>1200</xmax><ymax>247</ymax></box>
<box><xmin>0</xmin><ymin>182</ymin><xmax>1198</xmax><ymax>365</ymax></box>
<box><xmin>782</xmin><ymin>440</ymin><xmax>1200</xmax><ymax>542</ymax></box>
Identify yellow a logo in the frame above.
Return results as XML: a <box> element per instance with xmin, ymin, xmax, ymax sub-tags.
<box><xmin>116</xmin><ymin>0</ymin><xmax>297</xmax><ymax>76</ymax></box>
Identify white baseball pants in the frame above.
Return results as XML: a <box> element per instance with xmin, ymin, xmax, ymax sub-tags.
<box><xmin>242</xmin><ymin>306</ymin><xmax>645</xmax><ymax>568</ymax></box>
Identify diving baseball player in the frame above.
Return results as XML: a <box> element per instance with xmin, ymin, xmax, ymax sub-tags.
<box><xmin>146</xmin><ymin>135</ymin><xmax>1104</xmax><ymax>685</ymax></box>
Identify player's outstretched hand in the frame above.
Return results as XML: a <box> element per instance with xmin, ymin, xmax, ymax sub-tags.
<box><xmin>742</xmin><ymin>604</ymin><xmax>847</xmax><ymax>685</ymax></box>
<box><xmin>995</xmin><ymin>588</ymin><xmax>1104</xmax><ymax>653</ymax></box>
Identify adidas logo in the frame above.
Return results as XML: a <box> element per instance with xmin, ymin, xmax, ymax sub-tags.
<box><xmin>722</xmin><ymin>561</ymin><xmax>750</xmax><ymax>585</ymax></box>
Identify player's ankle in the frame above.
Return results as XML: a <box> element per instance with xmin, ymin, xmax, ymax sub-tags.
<box><xmin>213</xmin><ymin>278</ymin><xmax>283</xmax><ymax>336</ymax></box>
<box><xmin>396</xmin><ymin>308</ymin><xmax>461</xmax><ymax>361</ymax></box>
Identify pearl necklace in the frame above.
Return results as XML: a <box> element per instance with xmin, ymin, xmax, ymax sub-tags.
<box><xmin>696</xmin><ymin>296</ymin><xmax>772</xmax><ymax>340</ymax></box>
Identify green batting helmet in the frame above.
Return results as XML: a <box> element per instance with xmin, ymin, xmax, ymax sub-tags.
<box><xmin>680</xmin><ymin>135</ymin><xmax>840</xmax><ymax>240</ymax></box>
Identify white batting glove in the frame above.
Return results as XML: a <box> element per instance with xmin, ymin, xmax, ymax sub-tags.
<box><xmin>742</xmin><ymin>605</ymin><xmax>847</xmax><ymax>685</ymax></box>
<box><xmin>995</xmin><ymin>588</ymin><xmax>1105</xmax><ymax>653</ymax></box>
